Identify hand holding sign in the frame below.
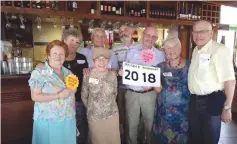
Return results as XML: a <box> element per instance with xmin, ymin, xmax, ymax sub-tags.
<box><xmin>122</xmin><ymin>62</ymin><xmax>160</xmax><ymax>87</ymax></box>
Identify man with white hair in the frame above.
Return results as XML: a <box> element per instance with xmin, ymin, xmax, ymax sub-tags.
<box><xmin>80</xmin><ymin>28</ymin><xmax>119</xmax><ymax>69</ymax></box>
<box><xmin>120</xmin><ymin>26</ymin><xmax>165</xmax><ymax>144</ymax></box>
<box><xmin>188</xmin><ymin>20</ymin><xmax>236</xmax><ymax>144</ymax></box>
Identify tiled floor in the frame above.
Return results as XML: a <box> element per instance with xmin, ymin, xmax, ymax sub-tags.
<box><xmin>219</xmin><ymin>113</ymin><xmax>237</xmax><ymax>144</ymax></box>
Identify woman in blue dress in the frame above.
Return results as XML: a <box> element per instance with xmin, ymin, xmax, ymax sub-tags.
<box><xmin>28</xmin><ymin>40</ymin><xmax>77</xmax><ymax>144</ymax></box>
<box><xmin>153</xmin><ymin>37</ymin><xmax>190</xmax><ymax>144</ymax></box>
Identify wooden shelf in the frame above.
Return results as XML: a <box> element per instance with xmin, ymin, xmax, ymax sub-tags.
<box><xmin>1</xmin><ymin>6</ymin><xmax>196</xmax><ymax>26</ymax></box>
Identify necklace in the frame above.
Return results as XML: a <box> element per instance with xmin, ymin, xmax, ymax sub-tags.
<box><xmin>168</xmin><ymin>58</ymin><xmax>181</xmax><ymax>68</ymax></box>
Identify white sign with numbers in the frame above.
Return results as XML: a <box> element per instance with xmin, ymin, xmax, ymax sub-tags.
<box><xmin>122</xmin><ymin>62</ymin><xmax>160</xmax><ymax>87</ymax></box>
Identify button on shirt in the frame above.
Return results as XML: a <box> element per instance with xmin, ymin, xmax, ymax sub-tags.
<box><xmin>125</xmin><ymin>46</ymin><xmax>166</xmax><ymax>91</ymax></box>
<box><xmin>188</xmin><ymin>40</ymin><xmax>235</xmax><ymax>95</ymax></box>
<box><xmin>80</xmin><ymin>46</ymin><xmax>119</xmax><ymax>69</ymax></box>
<box><xmin>112</xmin><ymin>41</ymin><xmax>140</xmax><ymax>88</ymax></box>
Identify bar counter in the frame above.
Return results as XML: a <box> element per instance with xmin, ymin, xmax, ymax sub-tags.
<box><xmin>1</xmin><ymin>74</ymin><xmax>33</xmax><ymax>144</ymax></box>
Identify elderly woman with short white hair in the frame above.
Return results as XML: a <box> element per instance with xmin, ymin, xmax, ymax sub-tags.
<box><xmin>152</xmin><ymin>37</ymin><xmax>190</xmax><ymax>144</ymax></box>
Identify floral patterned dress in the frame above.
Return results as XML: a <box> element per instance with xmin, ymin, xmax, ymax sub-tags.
<box><xmin>153</xmin><ymin>61</ymin><xmax>190</xmax><ymax>144</ymax></box>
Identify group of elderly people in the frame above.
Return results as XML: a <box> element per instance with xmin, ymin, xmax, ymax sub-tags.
<box><xmin>28</xmin><ymin>20</ymin><xmax>236</xmax><ymax>144</ymax></box>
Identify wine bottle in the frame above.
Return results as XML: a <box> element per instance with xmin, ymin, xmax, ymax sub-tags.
<box><xmin>5</xmin><ymin>1</ymin><xmax>13</xmax><ymax>6</ymax></box>
<box><xmin>14</xmin><ymin>1</ymin><xmax>22</xmax><ymax>7</ymax></box>
<box><xmin>104</xmin><ymin>1</ymin><xmax>108</xmax><ymax>15</ymax></box>
<box><xmin>112</xmin><ymin>2</ymin><xmax>116</xmax><ymax>15</ymax></box>
<box><xmin>23</xmin><ymin>1</ymin><xmax>30</xmax><ymax>8</ymax></box>
<box><xmin>101</xmin><ymin>1</ymin><xmax>104</xmax><ymax>15</ymax></box>
<box><xmin>72</xmin><ymin>1</ymin><xmax>78</xmax><ymax>12</ymax></box>
<box><xmin>36</xmin><ymin>0</ymin><xmax>42</xmax><ymax>9</ymax></box>
<box><xmin>91</xmin><ymin>3</ymin><xmax>95</xmax><ymax>14</ymax></box>
<box><xmin>108</xmin><ymin>2</ymin><xmax>112</xmax><ymax>15</ymax></box>
<box><xmin>130</xmin><ymin>4</ymin><xmax>134</xmax><ymax>16</ymax></box>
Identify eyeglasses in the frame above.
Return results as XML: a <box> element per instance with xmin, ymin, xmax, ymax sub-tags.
<box><xmin>94</xmin><ymin>35</ymin><xmax>106</xmax><ymax>39</ymax></box>
<box><xmin>192</xmin><ymin>30</ymin><xmax>212</xmax><ymax>35</ymax></box>
<box><xmin>143</xmin><ymin>32</ymin><xmax>158</xmax><ymax>41</ymax></box>
<box><xmin>94</xmin><ymin>56</ymin><xmax>108</xmax><ymax>62</ymax></box>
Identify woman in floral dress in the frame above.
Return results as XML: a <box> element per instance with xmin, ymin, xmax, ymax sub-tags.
<box><xmin>153</xmin><ymin>37</ymin><xmax>190</xmax><ymax>144</ymax></box>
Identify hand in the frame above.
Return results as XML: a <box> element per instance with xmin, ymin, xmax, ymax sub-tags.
<box><xmin>83</xmin><ymin>68</ymin><xmax>91</xmax><ymax>76</ymax></box>
<box><xmin>154</xmin><ymin>86</ymin><xmax>162</xmax><ymax>93</ymax></box>
<box><xmin>118</xmin><ymin>68</ymin><xmax>124</xmax><ymax>76</ymax></box>
<box><xmin>110</xmin><ymin>69</ymin><xmax>118</xmax><ymax>76</ymax></box>
<box><xmin>221</xmin><ymin>109</ymin><xmax>232</xmax><ymax>123</ymax></box>
<box><xmin>58</xmin><ymin>88</ymin><xmax>75</xmax><ymax>99</ymax></box>
<box><xmin>36</xmin><ymin>63</ymin><xmax>45</xmax><ymax>69</ymax></box>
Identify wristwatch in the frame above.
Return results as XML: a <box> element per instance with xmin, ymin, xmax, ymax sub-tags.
<box><xmin>223</xmin><ymin>105</ymin><xmax>231</xmax><ymax>110</ymax></box>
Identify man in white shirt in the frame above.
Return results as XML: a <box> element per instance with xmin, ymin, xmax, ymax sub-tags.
<box><xmin>188</xmin><ymin>20</ymin><xmax>236</xmax><ymax>144</ymax></box>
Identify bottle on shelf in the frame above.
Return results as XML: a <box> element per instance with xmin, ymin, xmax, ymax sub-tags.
<box><xmin>72</xmin><ymin>1</ymin><xmax>78</xmax><ymax>12</ymax></box>
<box><xmin>104</xmin><ymin>1</ymin><xmax>108</xmax><ymax>15</ymax></box>
<box><xmin>130</xmin><ymin>4</ymin><xmax>134</xmax><ymax>16</ymax></box>
<box><xmin>90</xmin><ymin>3</ymin><xmax>95</xmax><ymax>14</ymax></box>
<box><xmin>36</xmin><ymin>1</ymin><xmax>42</xmax><ymax>9</ymax></box>
<box><xmin>23</xmin><ymin>1</ymin><xmax>30</xmax><ymax>8</ymax></box>
<box><xmin>112</xmin><ymin>2</ymin><xmax>116</xmax><ymax>15</ymax></box>
<box><xmin>107</xmin><ymin>2</ymin><xmax>112</xmax><ymax>15</ymax></box>
<box><xmin>14</xmin><ymin>1</ymin><xmax>22</xmax><ymax>7</ymax></box>
<box><xmin>5</xmin><ymin>1</ymin><xmax>13</xmax><ymax>6</ymax></box>
<box><xmin>101</xmin><ymin>1</ymin><xmax>104</xmax><ymax>14</ymax></box>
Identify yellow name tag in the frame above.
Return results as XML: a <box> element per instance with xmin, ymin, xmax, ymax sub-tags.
<box><xmin>65</xmin><ymin>74</ymin><xmax>79</xmax><ymax>90</ymax></box>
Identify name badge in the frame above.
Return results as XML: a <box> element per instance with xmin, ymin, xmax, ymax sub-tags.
<box><xmin>199</xmin><ymin>54</ymin><xmax>211</xmax><ymax>66</ymax></box>
<box><xmin>163</xmin><ymin>72</ymin><xmax>172</xmax><ymax>77</ymax></box>
<box><xmin>89</xmin><ymin>78</ymin><xmax>99</xmax><ymax>84</ymax></box>
<box><xmin>77</xmin><ymin>60</ymin><xmax>85</xmax><ymax>64</ymax></box>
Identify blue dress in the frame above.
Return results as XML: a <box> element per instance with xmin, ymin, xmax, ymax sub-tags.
<box><xmin>28</xmin><ymin>61</ymin><xmax>77</xmax><ymax>144</ymax></box>
<box><xmin>153</xmin><ymin>61</ymin><xmax>190</xmax><ymax>144</ymax></box>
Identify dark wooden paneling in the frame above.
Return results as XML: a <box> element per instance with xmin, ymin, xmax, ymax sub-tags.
<box><xmin>1</xmin><ymin>75</ymin><xmax>33</xmax><ymax>144</ymax></box>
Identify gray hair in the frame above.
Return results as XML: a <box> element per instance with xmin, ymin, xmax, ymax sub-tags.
<box><xmin>91</xmin><ymin>27</ymin><xmax>106</xmax><ymax>39</ymax></box>
<box><xmin>164</xmin><ymin>37</ymin><xmax>181</xmax><ymax>49</ymax></box>
<box><xmin>61</xmin><ymin>28</ymin><xmax>83</xmax><ymax>41</ymax></box>
<box><xmin>193</xmin><ymin>20</ymin><xmax>212</xmax><ymax>30</ymax></box>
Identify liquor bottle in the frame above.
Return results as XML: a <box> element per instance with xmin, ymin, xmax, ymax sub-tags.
<box><xmin>5</xmin><ymin>1</ymin><xmax>13</xmax><ymax>6</ymax></box>
<box><xmin>112</xmin><ymin>2</ymin><xmax>116</xmax><ymax>15</ymax></box>
<box><xmin>91</xmin><ymin>3</ymin><xmax>95</xmax><ymax>14</ymax></box>
<box><xmin>116</xmin><ymin>2</ymin><xmax>120</xmax><ymax>15</ymax></box>
<box><xmin>41</xmin><ymin>1</ymin><xmax>46</xmax><ymax>9</ymax></box>
<box><xmin>14</xmin><ymin>1</ymin><xmax>22</xmax><ymax>7</ymax></box>
<box><xmin>45</xmin><ymin>0</ymin><xmax>50</xmax><ymax>9</ymax></box>
<box><xmin>108</xmin><ymin>2</ymin><xmax>112</xmax><ymax>15</ymax></box>
<box><xmin>130</xmin><ymin>4</ymin><xmax>134</xmax><ymax>16</ymax></box>
<box><xmin>32</xmin><ymin>1</ymin><xmax>37</xmax><ymax>8</ymax></box>
<box><xmin>72</xmin><ymin>1</ymin><xmax>78</xmax><ymax>12</ymax></box>
<box><xmin>179</xmin><ymin>1</ymin><xmax>184</xmax><ymax>19</ymax></box>
<box><xmin>101</xmin><ymin>1</ymin><xmax>104</xmax><ymax>15</ymax></box>
<box><xmin>190</xmin><ymin>4</ymin><xmax>194</xmax><ymax>20</ymax></box>
<box><xmin>51</xmin><ymin>1</ymin><xmax>59</xmax><ymax>10</ymax></box>
<box><xmin>172</xmin><ymin>8</ymin><xmax>176</xmax><ymax>20</ymax></box>
<box><xmin>36</xmin><ymin>0</ymin><xmax>42</xmax><ymax>9</ymax></box>
<box><xmin>104</xmin><ymin>1</ymin><xmax>108</xmax><ymax>15</ymax></box>
<box><xmin>23</xmin><ymin>1</ymin><xmax>30</xmax><ymax>8</ymax></box>
<box><xmin>197</xmin><ymin>6</ymin><xmax>201</xmax><ymax>20</ymax></box>
<box><xmin>119</xmin><ymin>2</ymin><xmax>124</xmax><ymax>16</ymax></box>
<box><xmin>134</xmin><ymin>4</ymin><xmax>138</xmax><ymax>17</ymax></box>
<box><xmin>142</xmin><ymin>5</ymin><xmax>146</xmax><ymax>17</ymax></box>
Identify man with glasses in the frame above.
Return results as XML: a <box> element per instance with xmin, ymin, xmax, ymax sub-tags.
<box><xmin>120</xmin><ymin>26</ymin><xmax>165</xmax><ymax>144</ymax></box>
<box><xmin>188</xmin><ymin>20</ymin><xmax>236</xmax><ymax>144</ymax></box>
<box><xmin>80</xmin><ymin>28</ymin><xmax>119</xmax><ymax>69</ymax></box>
<box><xmin>112</xmin><ymin>24</ymin><xmax>140</xmax><ymax>143</ymax></box>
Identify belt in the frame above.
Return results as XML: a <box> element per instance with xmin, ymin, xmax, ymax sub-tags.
<box><xmin>128</xmin><ymin>88</ymin><xmax>153</xmax><ymax>94</ymax></box>
<box><xmin>191</xmin><ymin>90</ymin><xmax>224</xmax><ymax>99</ymax></box>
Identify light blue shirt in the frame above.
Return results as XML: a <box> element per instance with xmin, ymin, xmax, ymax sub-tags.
<box><xmin>124</xmin><ymin>45</ymin><xmax>166</xmax><ymax>91</ymax></box>
<box><xmin>28</xmin><ymin>61</ymin><xmax>76</xmax><ymax>122</ymax></box>
<box><xmin>112</xmin><ymin>41</ymin><xmax>141</xmax><ymax>88</ymax></box>
<box><xmin>80</xmin><ymin>46</ymin><xmax>119</xmax><ymax>70</ymax></box>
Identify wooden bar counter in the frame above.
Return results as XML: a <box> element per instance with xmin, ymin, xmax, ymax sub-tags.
<box><xmin>1</xmin><ymin>74</ymin><xmax>33</xmax><ymax>144</ymax></box>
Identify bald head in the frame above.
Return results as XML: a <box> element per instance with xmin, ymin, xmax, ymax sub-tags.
<box><xmin>142</xmin><ymin>26</ymin><xmax>158</xmax><ymax>49</ymax></box>
<box><xmin>193</xmin><ymin>20</ymin><xmax>212</xmax><ymax>31</ymax></box>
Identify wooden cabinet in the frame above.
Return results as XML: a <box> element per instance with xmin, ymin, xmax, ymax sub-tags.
<box><xmin>1</xmin><ymin>75</ymin><xmax>33</xmax><ymax>144</ymax></box>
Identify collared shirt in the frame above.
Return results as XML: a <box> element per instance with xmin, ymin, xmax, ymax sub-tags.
<box><xmin>188</xmin><ymin>40</ymin><xmax>235</xmax><ymax>95</ymax></box>
<box><xmin>28</xmin><ymin>61</ymin><xmax>76</xmax><ymax>122</ymax></box>
<box><xmin>80</xmin><ymin>46</ymin><xmax>119</xmax><ymax>70</ymax></box>
<box><xmin>124</xmin><ymin>45</ymin><xmax>166</xmax><ymax>91</ymax></box>
<box><xmin>112</xmin><ymin>41</ymin><xmax>140</xmax><ymax>88</ymax></box>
